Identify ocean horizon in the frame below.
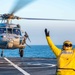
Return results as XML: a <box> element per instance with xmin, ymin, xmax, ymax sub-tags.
<box><xmin>0</xmin><ymin>45</ymin><xmax>75</xmax><ymax>58</ymax></box>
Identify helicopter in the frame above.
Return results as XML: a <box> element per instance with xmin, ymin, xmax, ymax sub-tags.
<box><xmin>0</xmin><ymin>0</ymin><xmax>34</xmax><ymax>57</ymax></box>
<box><xmin>0</xmin><ymin>0</ymin><xmax>75</xmax><ymax>57</ymax></box>
<box><xmin>0</xmin><ymin>13</ymin><xmax>30</xmax><ymax>57</ymax></box>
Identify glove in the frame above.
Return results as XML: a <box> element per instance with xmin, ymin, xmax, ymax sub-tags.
<box><xmin>45</xmin><ymin>28</ymin><xmax>49</xmax><ymax>36</ymax></box>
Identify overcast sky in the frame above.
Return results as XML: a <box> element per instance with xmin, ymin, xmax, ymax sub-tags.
<box><xmin>0</xmin><ymin>0</ymin><xmax>75</xmax><ymax>45</ymax></box>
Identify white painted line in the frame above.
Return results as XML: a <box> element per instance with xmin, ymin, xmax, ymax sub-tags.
<box><xmin>27</xmin><ymin>62</ymin><xmax>56</xmax><ymax>67</ymax></box>
<box><xmin>47</xmin><ymin>63</ymin><xmax>56</xmax><ymax>67</ymax></box>
<box><xmin>4</xmin><ymin>57</ymin><xmax>30</xmax><ymax>75</ymax></box>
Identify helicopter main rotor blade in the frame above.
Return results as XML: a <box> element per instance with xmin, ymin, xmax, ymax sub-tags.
<box><xmin>10</xmin><ymin>0</ymin><xmax>34</xmax><ymax>14</ymax></box>
<box><xmin>20</xmin><ymin>18</ymin><xmax>75</xmax><ymax>21</ymax></box>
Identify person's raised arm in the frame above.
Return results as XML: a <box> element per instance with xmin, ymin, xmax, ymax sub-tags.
<box><xmin>45</xmin><ymin>29</ymin><xmax>61</xmax><ymax>57</ymax></box>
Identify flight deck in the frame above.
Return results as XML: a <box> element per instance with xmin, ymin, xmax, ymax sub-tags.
<box><xmin>0</xmin><ymin>57</ymin><xmax>57</xmax><ymax>75</ymax></box>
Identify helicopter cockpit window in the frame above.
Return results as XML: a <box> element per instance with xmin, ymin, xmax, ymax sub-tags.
<box><xmin>13</xmin><ymin>29</ymin><xmax>21</xmax><ymax>35</ymax></box>
<box><xmin>7</xmin><ymin>28</ymin><xmax>12</xmax><ymax>34</ymax></box>
<box><xmin>0</xmin><ymin>28</ymin><xmax>6</xmax><ymax>34</ymax></box>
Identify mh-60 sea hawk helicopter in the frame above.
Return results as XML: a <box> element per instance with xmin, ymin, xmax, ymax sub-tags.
<box><xmin>0</xmin><ymin>13</ymin><xmax>30</xmax><ymax>57</ymax></box>
<box><xmin>0</xmin><ymin>0</ymin><xmax>75</xmax><ymax>57</ymax></box>
<box><xmin>0</xmin><ymin>0</ymin><xmax>34</xmax><ymax>57</ymax></box>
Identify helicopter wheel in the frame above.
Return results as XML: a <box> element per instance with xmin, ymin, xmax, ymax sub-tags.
<box><xmin>1</xmin><ymin>49</ymin><xmax>3</xmax><ymax>57</ymax></box>
<box><xmin>19</xmin><ymin>49</ymin><xmax>23</xmax><ymax>57</ymax></box>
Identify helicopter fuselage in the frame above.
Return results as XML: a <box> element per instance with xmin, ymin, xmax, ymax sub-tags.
<box><xmin>0</xmin><ymin>23</ymin><xmax>25</xmax><ymax>49</ymax></box>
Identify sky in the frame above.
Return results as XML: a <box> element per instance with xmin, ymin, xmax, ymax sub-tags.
<box><xmin>0</xmin><ymin>0</ymin><xmax>75</xmax><ymax>45</ymax></box>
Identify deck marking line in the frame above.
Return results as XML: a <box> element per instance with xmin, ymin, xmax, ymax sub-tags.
<box><xmin>4</xmin><ymin>57</ymin><xmax>30</xmax><ymax>75</ymax></box>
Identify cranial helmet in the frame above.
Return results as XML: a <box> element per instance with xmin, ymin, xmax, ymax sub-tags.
<box><xmin>62</xmin><ymin>40</ymin><xmax>73</xmax><ymax>50</ymax></box>
<box><xmin>63</xmin><ymin>40</ymin><xmax>72</xmax><ymax>45</ymax></box>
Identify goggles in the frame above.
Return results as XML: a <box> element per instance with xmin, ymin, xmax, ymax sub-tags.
<box><xmin>64</xmin><ymin>43</ymin><xmax>72</xmax><ymax>47</ymax></box>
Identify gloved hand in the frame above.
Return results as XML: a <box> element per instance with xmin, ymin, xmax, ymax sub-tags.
<box><xmin>45</xmin><ymin>28</ymin><xmax>49</xmax><ymax>36</ymax></box>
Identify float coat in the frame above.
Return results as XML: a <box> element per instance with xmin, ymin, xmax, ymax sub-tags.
<box><xmin>46</xmin><ymin>36</ymin><xmax>75</xmax><ymax>75</ymax></box>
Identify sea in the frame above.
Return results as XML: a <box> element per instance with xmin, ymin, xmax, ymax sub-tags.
<box><xmin>0</xmin><ymin>45</ymin><xmax>75</xmax><ymax>58</ymax></box>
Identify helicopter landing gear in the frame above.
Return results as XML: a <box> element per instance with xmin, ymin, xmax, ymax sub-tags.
<box><xmin>1</xmin><ymin>49</ymin><xmax>4</xmax><ymax>57</ymax></box>
<box><xmin>19</xmin><ymin>49</ymin><xmax>23</xmax><ymax>57</ymax></box>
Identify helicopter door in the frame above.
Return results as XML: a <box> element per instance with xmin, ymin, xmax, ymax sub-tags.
<box><xmin>7</xmin><ymin>28</ymin><xmax>12</xmax><ymax>34</ymax></box>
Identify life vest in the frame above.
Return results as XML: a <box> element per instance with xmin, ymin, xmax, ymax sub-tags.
<box><xmin>56</xmin><ymin>50</ymin><xmax>75</xmax><ymax>75</ymax></box>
